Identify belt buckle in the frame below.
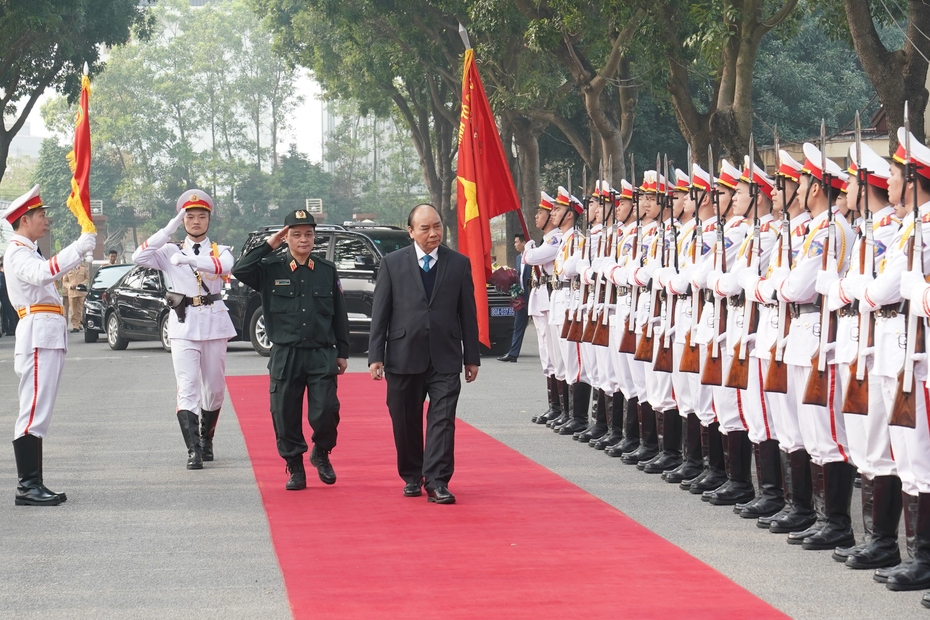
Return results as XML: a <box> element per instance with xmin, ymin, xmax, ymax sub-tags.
<box><xmin>191</xmin><ymin>296</ymin><xmax>202</xmax><ymax>307</ymax></box>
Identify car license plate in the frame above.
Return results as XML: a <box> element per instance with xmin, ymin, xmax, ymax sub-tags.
<box><xmin>491</xmin><ymin>307</ymin><xmax>515</xmax><ymax>317</ymax></box>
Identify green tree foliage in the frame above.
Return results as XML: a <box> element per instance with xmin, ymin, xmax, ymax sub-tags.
<box><xmin>0</xmin><ymin>0</ymin><xmax>149</xmax><ymax>182</ymax></box>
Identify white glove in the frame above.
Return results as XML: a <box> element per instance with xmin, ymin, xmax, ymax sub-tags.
<box><xmin>170</xmin><ymin>253</ymin><xmax>197</xmax><ymax>266</ymax></box>
<box><xmin>644</xmin><ymin>260</ymin><xmax>659</xmax><ymax>278</ymax></box>
<box><xmin>737</xmin><ymin>268</ymin><xmax>761</xmax><ymax>293</ymax></box>
<box><xmin>524</xmin><ymin>239</ymin><xmax>536</xmax><ymax>250</ymax></box>
<box><xmin>164</xmin><ymin>210</ymin><xmax>186</xmax><ymax>235</ymax></box>
<box><xmin>706</xmin><ymin>270</ymin><xmax>723</xmax><ymax>295</ymax></box>
<box><xmin>655</xmin><ymin>266</ymin><xmax>676</xmax><ymax>288</ymax></box>
<box><xmin>769</xmin><ymin>266</ymin><xmax>790</xmax><ymax>289</ymax></box>
<box><xmin>901</xmin><ymin>270</ymin><xmax>927</xmax><ymax>301</ymax></box>
<box><xmin>591</xmin><ymin>256</ymin><xmax>607</xmax><ymax>272</ymax></box>
<box><xmin>577</xmin><ymin>257</ymin><xmax>591</xmax><ymax>273</ymax></box>
<box><xmin>76</xmin><ymin>233</ymin><xmax>97</xmax><ymax>255</ymax></box>
<box><xmin>815</xmin><ymin>271</ymin><xmax>839</xmax><ymax>296</ymax></box>
<box><xmin>842</xmin><ymin>273</ymin><xmax>870</xmax><ymax>300</ymax></box>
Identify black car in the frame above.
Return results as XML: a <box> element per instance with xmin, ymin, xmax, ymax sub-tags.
<box><xmin>100</xmin><ymin>265</ymin><xmax>173</xmax><ymax>352</ymax></box>
<box><xmin>81</xmin><ymin>263</ymin><xmax>133</xmax><ymax>343</ymax></box>
<box><xmin>225</xmin><ymin>224</ymin><xmax>515</xmax><ymax>356</ymax></box>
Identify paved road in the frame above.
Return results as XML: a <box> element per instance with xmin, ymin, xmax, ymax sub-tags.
<box><xmin>0</xmin><ymin>328</ymin><xmax>926</xmax><ymax>618</ymax></box>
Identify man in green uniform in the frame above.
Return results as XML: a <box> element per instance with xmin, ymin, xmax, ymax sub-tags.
<box><xmin>232</xmin><ymin>210</ymin><xmax>349</xmax><ymax>490</ymax></box>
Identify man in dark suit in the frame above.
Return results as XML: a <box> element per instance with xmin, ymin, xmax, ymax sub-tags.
<box><xmin>368</xmin><ymin>204</ymin><xmax>481</xmax><ymax>504</ymax></box>
<box><xmin>498</xmin><ymin>233</ymin><xmax>531</xmax><ymax>362</ymax></box>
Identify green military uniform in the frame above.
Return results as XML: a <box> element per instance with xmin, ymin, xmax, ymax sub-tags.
<box><xmin>232</xmin><ymin>218</ymin><xmax>349</xmax><ymax>466</ymax></box>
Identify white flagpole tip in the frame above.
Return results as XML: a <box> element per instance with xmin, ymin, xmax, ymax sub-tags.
<box><xmin>458</xmin><ymin>23</ymin><xmax>471</xmax><ymax>50</ymax></box>
<box><xmin>82</xmin><ymin>62</ymin><xmax>89</xmax><ymax>76</ymax></box>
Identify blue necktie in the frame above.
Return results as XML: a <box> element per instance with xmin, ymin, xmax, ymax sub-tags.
<box><xmin>422</xmin><ymin>255</ymin><xmax>431</xmax><ymax>272</ymax></box>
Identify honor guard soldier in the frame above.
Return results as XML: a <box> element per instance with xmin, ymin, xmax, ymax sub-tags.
<box><xmin>817</xmin><ymin>142</ymin><xmax>901</xmax><ymax>569</ymax></box>
<box><xmin>133</xmin><ymin>190</ymin><xmax>237</xmax><ymax>470</ymax></box>
<box><xmin>523</xmin><ymin>191</ymin><xmax>563</xmax><ymax>425</ymax></box>
<box><xmin>232</xmin><ymin>210</ymin><xmax>349</xmax><ymax>490</ymax></box>
<box><xmin>3</xmin><ymin>185</ymin><xmax>96</xmax><ymax>505</ymax></box>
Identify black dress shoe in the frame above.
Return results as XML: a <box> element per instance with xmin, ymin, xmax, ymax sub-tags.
<box><xmin>427</xmin><ymin>486</ymin><xmax>456</xmax><ymax>504</ymax></box>
<box><xmin>310</xmin><ymin>446</ymin><xmax>336</xmax><ymax>485</ymax></box>
<box><xmin>497</xmin><ymin>355</ymin><xmax>517</xmax><ymax>362</ymax></box>
<box><xmin>403</xmin><ymin>481</ymin><xmax>423</xmax><ymax>497</ymax></box>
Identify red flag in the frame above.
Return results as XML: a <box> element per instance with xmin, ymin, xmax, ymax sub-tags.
<box><xmin>455</xmin><ymin>48</ymin><xmax>521</xmax><ymax>347</ymax></box>
<box><xmin>66</xmin><ymin>72</ymin><xmax>95</xmax><ymax>233</ymax></box>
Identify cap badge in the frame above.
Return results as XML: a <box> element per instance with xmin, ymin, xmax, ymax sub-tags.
<box><xmin>296</xmin><ymin>211</ymin><xmax>307</xmax><ymax>219</ymax></box>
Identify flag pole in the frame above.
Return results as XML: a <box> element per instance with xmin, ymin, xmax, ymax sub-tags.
<box><xmin>458</xmin><ymin>23</ymin><xmax>530</xmax><ymax>242</ymax></box>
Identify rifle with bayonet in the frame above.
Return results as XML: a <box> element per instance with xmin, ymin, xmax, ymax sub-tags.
<box><xmin>582</xmin><ymin>163</ymin><xmax>606</xmax><ymax>343</ymax></box>
<box><xmin>844</xmin><ymin>111</ymin><xmax>872</xmax><ymax>415</ymax></box>
<box><xmin>655</xmin><ymin>154</ymin><xmax>676</xmax><ymax>373</ymax></box>
<box><xmin>727</xmin><ymin>136</ymin><xmax>760</xmax><ymax>389</ymax></box>
<box><xmin>803</xmin><ymin>120</ymin><xmax>838</xmax><ymax>407</ymax></box>
<box><xmin>561</xmin><ymin>168</ymin><xmax>579</xmax><ymax>339</ymax></box>
<box><xmin>635</xmin><ymin>155</ymin><xmax>665</xmax><ymax>363</ymax></box>
<box><xmin>591</xmin><ymin>158</ymin><xmax>615</xmax><ymax>347</ymax></box>
<box><xmin>680</xmin><ymin>145</ymin><xmax>707</xmax><ymax>374</ymax></box>
<box><xmin>765</xmin><ymin>131</ymin><xmax>792</xmax><ymax>394</ymax></box>
<box><xmin>891</xmin><ymin>102</ymin><xmax>923</xmax><ymax>428</ymax></box>
<box><xmin>620</xmin><ymin>155</ymin><xmax>641</xmax><ymax>354</ymax></box>
<box><xmin>701</xmin><ymin>153</ymin><xmax>726</xmax><ymax>386</ymax></box>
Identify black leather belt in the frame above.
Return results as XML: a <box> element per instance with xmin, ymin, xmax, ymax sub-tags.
<box><xmin>837</xmin><ymin>306</ymin><xmax>858</xmax><ymax>318</ymax></box>
<box><xmin>876</xmin><ymin>303</ymin><xmax>903</xmax><ymax>318</ymax></box>
<box><xmin>188</xmin><ymin>293</ymin><xmax>222</xmax><ymax>307</ymax></box>
<box><xmin>551</xmin><ymin>280</ymin><xmax>563</xmax><ymax>291</ymax></box>
<box><xmin>728</xmin><ymin>293</ymin><xmax>745</xmax><ymax>308</ymax></box>
<box><xmin>617</xmin><ymin>286</ymin><xmax>631</xmax><ymax>296</ymax></box>
<box><xmin>789</xmin><ymin>302</ymin><xmax>820</xmax><ymax>318</ymax></box>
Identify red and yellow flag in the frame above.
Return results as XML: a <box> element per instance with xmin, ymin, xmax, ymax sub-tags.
<box><xmin>456</xmin><ymin>48</ymin><xmax>521</xmax><ymax>347</ymax></box>
<box><xmin>66</xmin><ymin>72</ymin><xmax>95</xmax><ymax>233</ymax></box>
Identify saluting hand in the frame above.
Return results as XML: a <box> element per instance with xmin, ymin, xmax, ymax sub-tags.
<box><xmin>267</xmin><ymin>226</ymin><xmax>290</xmax><ymax>250</ymax></box>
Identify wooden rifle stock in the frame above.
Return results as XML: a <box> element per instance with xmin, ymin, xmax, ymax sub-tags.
<box><xmin>566</xmin><ymin>304</ymin><xmax>585</xmax><ymax>342</ymax></box>
<box><xmin>764</xmin><ymin>305</ymin><xmax>790</xmax><ymax>393</ymax></box>
<box><xmin>725</xmin><ymin>301</ymin><xmax>756</xmax><ymax>390</ymax></box>
<box><xmin>891</xmin><ymin>319</ymin><xmax>922</xmax><ymax>428</ymax></box>
<box><xmin>843</xmin><ymin>354</ymin><xmax>870</xmax><ymax>415</ymax></box>
<box><xmin>701</xmin><ymin>302</ymin><xmax>725</xmax><ymax>385</ymax></box>
<box><xmin>561</xmin><ymin>307</ymin><xmax>572</xmax><ymax>339</ymax></box>
<box><xmin>634</xmin><ymin>314</ymin><xmax>656</xmax><ymax>362</ymax></box>
<box><xmin>654</xmin><ymin>295</ymin><xmax>676</xmax><ymax>373</ymax></box>
<box><xmin>802</xmin><ymin>313</ymin><xmax>836</xmax><ymax>406</ymax></box>
<box><xmin>679</xmin><ymin>324</ymin><xmax>701</xmax><ymax>373</ymax></box>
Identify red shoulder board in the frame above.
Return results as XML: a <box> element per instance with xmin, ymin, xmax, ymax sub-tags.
<box><xmin>878</xmin><ymin>215</ymin><xmax>892</xmax><ymax>227</ymax></box>
<box><xmin>759</xmin><ymin>222</ymin><xmax>771</xmax><ymax>233</ymax></box>
<box><xmin>793</xmin><ymin>224</ymin><xmax>806</xmax><ymax>237</ymax></box>
<box><xmin>703</xmin><ymin>223</ymin><xmax>716</xmax><ymax>233</ymax></box>
<box><xmin>922</xmin><ymin>212</ymin><xmax>930</xmax><ymax>224</ymax></box>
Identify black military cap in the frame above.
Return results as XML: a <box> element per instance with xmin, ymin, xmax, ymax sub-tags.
<box><xmin>284</xmin><ymin>210</ymin><xmax>316</xmax><ymax>227</ymax></box>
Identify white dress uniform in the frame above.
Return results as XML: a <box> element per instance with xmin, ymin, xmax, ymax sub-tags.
<box><xmin>6</xmin><ymin>234</ymin><xmax>88</xmax><ymax>439</ymax></box>
<box><xmin>523</xmin><ymin>226</ymin><xmax>561</xmax><ymax>378</ymax></box>
<box><xmin>133</xmin><ymin>232</ymin><xmax>236</xmax><ymax>415</ymax></box>
<box><xmin>779</xmin><ymin>204</ymin><xmax>854</xmax><ymax>466</ymax></box>
<box><xmin>604</xmin><ymin>220</ymin><xmax>641</xmax><ymax>401</ymax></box>
<box><xmin>824</xmin><ymin>206</ymin><xmax>900</xmax><ymax>479</ymax></box>
<box><xmin>554</xmin><ymin>225</ymin><xmax>589</xmax><ymax>386</ymax></box>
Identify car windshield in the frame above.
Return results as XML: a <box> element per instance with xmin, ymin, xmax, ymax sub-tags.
<box><xmin>362</xmin><ymin>230</ymin><xmax>413</xmax><ymax>257</ymax></box>
<box><xmin>92</xmin><ymin>265</ymin><xmax>133</xmax><ymax>290</ymax></box>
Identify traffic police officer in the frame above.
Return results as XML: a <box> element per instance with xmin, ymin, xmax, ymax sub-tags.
<box><xmin>232</xmin><ymin>210</ymin><xmax>349</xmax><ymax>490</ymax></box>
<box><xmin>133</xmin><ymin>189</ymin><xmax>237</xmax><ymax>470</ymax></box>
<box><xmin>3</xmin><ymin>184</ymin><xmax>96</xmax><ymax>505</ymax></box>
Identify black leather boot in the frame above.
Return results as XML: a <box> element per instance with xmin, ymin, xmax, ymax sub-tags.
<box><xmin>708</xmin><ymin>431</ymin><xmax>755</xmax><ymax>505</ymax></box>
<box><xmin>533</xmin><ymin>376</ymin><xmax>561</xmax><ymax>423</ymax></box>
<box><xmin>802</xmin><ymin>461</ymin><xmax>855</xmax><ymax>550</ymax></box>
<box><xmin>559</xmin><ymin>382</ymin><xmax>591</xmax><ymax>435</ymax></box>
<box><xmin>770</xmin><ymin>449</ymin><xmax>818</xmax><ymax>534</ymax></box>
<box><xmin>621</xmin><ymin>401</ymin><xmax>658</xmax><ymax>464</ymax></box>
<box><xmin>834</xmin><ymin>473</ymin><xmax>873</xmax><ymax>562</ymax></box>
<box><xmin>690</xmin><ymin>422</ymin><xmax>727</xmax><ymax>494</ymax></box>
<box><xmin>200</xmin><ymin>408</ymin><xmax>220</xmax><ymax>462</ymax></box>
<box><xmin>638</xmin><ymin>408</ymin><xmax>665</xmax><ymax>470</ymax></box>
<box><xmin>740</xmin><ymin>439</ymin><xmax>785</xmax><ymax>518</ymax></box>
<box><xmin>787</xmin><ymin>460</ymin><xmax>824</xmax><ymax>543</ymax></box>
<box><xmin>177</xmin><ymin>409</ymin><xmax>203</xmax><ymax>470</ymax></box>
<box><xmin>886</xmin><ymin>492</ymin><xmax>930</xmax><ymax>590</ymax></box>
<box><xmin>665</xmin><ymin>412</ymin><xmax>703</xmax><ymax>483</ymax></box>
<box><xmin>846</xmin><ymin>474</ymin><xmax>902</xmax><ymax>569</ymax></box>
<box><xmin>607</xmin><ymin>397</ymin><xmax>640</xmax><ymax>456</ymax></box>
<box><xmin>758</xmin><ymin>450</ymin><xmax>791</xmax><ymax>529</ymax></box>
<box><xmin>593</xmin><ymin>392</ymin><xmax>623</xmax><ymax>448</ymax></box>
<box><xmin>681</xmin><ymin>420</ymin><xmax>712</xmax><ymax>490</ymax></box>
<box><xmin>577</xmin><ymin>389</ymin><xmax>608</xmax><ymax>442</ymax></box>
<box><xmin>547</xmin><ymin>380</ymin><xmax>572</xmax><ymax>427</ymax></box>
<box><xmin>285</xmin><ymin>457</ymin><xmax>306</xmax><ymax>490</ymax></box>
<box><xmin>645</xmin><ymin>409</ymin><xmax>683</xmax><ymax>473</ymax></box>
<box><xmin>875</xmin><ymin>491</ymin><xmax>917</xmax><ymax>583</ymax></box>
<box><xmin>13</xmin><ymin>435</ymin><xmax>63</xmax><ymax>506</ymax></box>
<box><xmin>310</xmin><ymin>445</ymin><xmax>337</xmax><ymax>485</ymax></box>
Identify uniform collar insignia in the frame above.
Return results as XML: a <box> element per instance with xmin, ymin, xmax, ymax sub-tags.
<box><xmin>307</xmin><ymin>258</ymin><xmax>314</xmax><ymax>270</ymax></box>
<box><xmin>290</xmin><ymin>260</ymin><xmax>297</xmax><ymax>272</ymax></box>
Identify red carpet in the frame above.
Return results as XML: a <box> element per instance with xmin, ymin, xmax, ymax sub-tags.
<box><xmin>227</xmin><ymin>374</ymin><xmax>787</xmax><ymax>619</ymax></box>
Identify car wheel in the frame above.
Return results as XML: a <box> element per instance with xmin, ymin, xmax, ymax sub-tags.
<box><xmin>160</xmin><ymin>314</ymin><xmax>171</xmax><ymax>352</ymax></box>
<box><xmin>84</xmin><ymin>330</ymin><xmax>99</xmax><ymax>344</ymax></box>
<box><xmin>106</xmin><ymin>312</ymin><xmax>129</xmax><ymax>350</ymax></box>
<box><xmin>249</xmin><ymin>306</ymin><xmax>271</xmax><ymax>357</ymax></box>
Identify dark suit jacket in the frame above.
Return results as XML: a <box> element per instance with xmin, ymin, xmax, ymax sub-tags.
<box><xmin>368</xmin><ymin>244</ymin><xmax>481</xmax><ymax>375</ymax></box>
